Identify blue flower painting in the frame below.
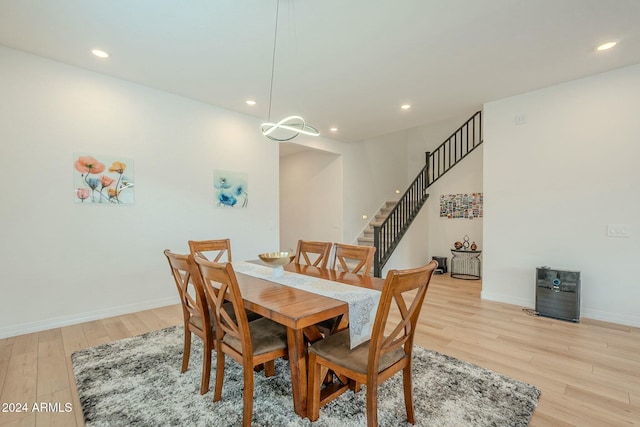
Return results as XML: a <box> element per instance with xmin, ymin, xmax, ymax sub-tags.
<box><xmin>214</xmin><ymin>170</ymin><xmax>248</xmax><ymax>208</ymax></box>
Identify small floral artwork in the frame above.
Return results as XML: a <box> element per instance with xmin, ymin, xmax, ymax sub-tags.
<box><xmin>214</xmin><ymin>170</ymin><xmax>248</xmax><ymax>208</ymax></box>
<box><xmin>74</xmin><ymin>153</ymin><xmax>134</xmax><ymax>204</ymax></box>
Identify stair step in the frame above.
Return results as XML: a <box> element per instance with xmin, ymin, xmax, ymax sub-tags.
<box><xmin>357</xmin><ymin>200</ymin><xmax>400</xmax><ymax>246</ymax></box>
<box><xmin>358</xmin><ymin>236</ymin><xmax>374</xmax><ymax>245</ymax></box>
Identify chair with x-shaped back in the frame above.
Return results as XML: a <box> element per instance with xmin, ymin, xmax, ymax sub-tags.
<box><xmin>329</xmin><ymin>243</ymin><xmax>375</xmax><ymax>276</ymax></box>
<box><xmin>293</xmin><ymin>240</ymin><xmax>332</xmax><ymax>268</ymax></box>
<box><xmin>164</xmin><ymin>249</ymin><xmax>214</xmax><ymax>395</ymax></box>
<box><xmin>307</xmin><ymin>260</ymin><xmax>438</xmax><ymax>426</ymax></box>
<box><xmin>188</xmin><ymin>239</ymin><xmax>232</xmax><ymax>262</ymax></box>
<box><xmin>195</xmin><ymin>258</ymin><xmax>289</xmax><ymax>427</ymax></box>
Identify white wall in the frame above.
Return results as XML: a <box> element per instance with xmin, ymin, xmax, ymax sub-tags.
<box><xmin>0</xmin><ymin>46</ymin><xmax>409</xmax><ymax>338</ymax></box>
<box><xmin>406</xmin><ymin>112</ymin><xmax>483</xmax><ymax>272</ymax></box>
<box><xmin>281</xmin><ymin>132</ymin><xmax>409</xmax><ymax>246</ymax></box>
<box><xmin>279</xmin><ymin>149</ymin><xmax>342</xmax><ymax>251</ymax></box>
<box><xmin>346</xmin><ymin>131</ymin><xmax>411</xmax><ymax>243</ymax></box>
<box><xmin>483</xmin><ymin>64</ymin><xmax>640</xmax><ymax>326</ymax></box>
<box><xmin>0</xmin><ymin>46</ymin><xmax>282</xmax><ymax>338</ymax></box>
<box><xmin>354</xmin><ymin>116</ymin><xmax>484</xmax><ymax>276</ymax></box>
<box><xmin>278</xmin><ymin>130</ymin><xmax>411</xmax><ymax>277</ymax></box>
<box><xmin>6</xmin><ymin>43</ymin><xmax>635</xmax><ymax>338</ymax></box>
<box><xmin>424</xmin><ymin>147</ymin><xmax>483</xmax><ymax>269</ymax></box>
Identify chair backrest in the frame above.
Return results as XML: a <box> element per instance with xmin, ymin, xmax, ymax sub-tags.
<box><xmin>188</xmin><ymin>239</ymin><xmax>232</xmax><ymax>262</ymax></box>
<box><xmin>330</xmin><ymin>243</ymin><xmax>376</xmax><ymax>276</ymax></box>
<box><xmin>368</xmin><ymin>260</ymin><xmax>437</xmax><ymax>372</ymax></box>
<box><xmin>164</xmin><ymin>249</ymin><xmax>210</xmax><ymax>329</ymax></box>
<box><xmin>194</xmin><ymin>258</ymin><xmax>252</xmax><ymax>356</ymax></box>
<box><xmin>294</xmin><ymin>240</ymin><xmax>332</xmax><ymax>268</ymax></box>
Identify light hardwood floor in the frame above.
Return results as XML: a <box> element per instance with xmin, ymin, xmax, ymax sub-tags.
<box><xmin>1</xmin><ymin>273</ymin><xmax>638</xmax><ymax>426</ymax></box>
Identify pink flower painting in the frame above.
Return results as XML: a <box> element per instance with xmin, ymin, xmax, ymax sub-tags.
<box><xmin>74</xmin><ymin>153</ymin><xmax>134</xmax><ymax>204</ymax></box>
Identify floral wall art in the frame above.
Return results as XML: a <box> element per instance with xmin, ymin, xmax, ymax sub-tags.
<box><xmin>214</xmin><ymin>169</ymin><xmax>248</xmax><ymax>208</ymax></box>
<box><xmin>74</xmin><ymin>153</ymin><xmax>134</xmax><ymax>204</ymax></box>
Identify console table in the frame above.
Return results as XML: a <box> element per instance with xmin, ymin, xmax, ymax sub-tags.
<box><xmin>450</xmin><ymin>249</ymin><xmax>481</xmax><ymax>280</ymax></box>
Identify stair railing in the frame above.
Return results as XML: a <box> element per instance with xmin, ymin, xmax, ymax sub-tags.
<box><xmin>373</xmin><ymin>110</ymin><xmax>483</xmax><ymax>277</ymax></box>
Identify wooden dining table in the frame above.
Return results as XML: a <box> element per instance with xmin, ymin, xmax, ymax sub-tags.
<box><xmin>232</xmin><ymin>262</ymin><xmax>384</xmax><ymax>419</ymax></box>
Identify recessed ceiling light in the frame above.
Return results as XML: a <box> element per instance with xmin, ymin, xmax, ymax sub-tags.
<box><xmin>246</xmin><ymin>100</ymin><xmax>256</xmax><ymax>106</ymax></box>
<box><xmin>597</xmin><ymin>41</ymin><xmax>617</xmax><ymax>51</ymax></box>
<box><xmin>329</xmin><ymin>127</ymin><xmax>338</xmax><ymax>132</ymax></box>
<box><xmin>400</xmin><ymin>104</ymin><xmax>411</xmax><ymax>110</ymax></box>
<box><xmin>91</xmin><ymin>49</ymin><xmax>109</xmax><ymax>58</ymax></box>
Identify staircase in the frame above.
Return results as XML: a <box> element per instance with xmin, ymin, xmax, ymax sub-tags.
<box><xmin>357</xmin><ymin>200</ymin><xmax>397</xmax><ymax>247</ymax></box>
<box><xmin>359</xmin><ymin>111</ymin><xmax>483</xmax><ymax>277</ymax></box>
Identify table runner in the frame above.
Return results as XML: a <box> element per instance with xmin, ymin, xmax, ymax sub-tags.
<box><xmin>232</xmin><ymin>261</ymin><xmax>380</xmax><ymax>348</ymax></box>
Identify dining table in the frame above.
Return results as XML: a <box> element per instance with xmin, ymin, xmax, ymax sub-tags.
<box><xmin>230</xmin><ymin>261</ymin><xmax>385</xmax><ymax>419</ymax></box>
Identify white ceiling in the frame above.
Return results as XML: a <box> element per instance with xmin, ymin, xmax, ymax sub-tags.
<box><xmin>1</xmin><ymin>0</ymin><xmax>640</xmax><ymax>142</ymax></box>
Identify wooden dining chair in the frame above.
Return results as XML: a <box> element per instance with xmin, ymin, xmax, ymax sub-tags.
<box><xmin>194</xmin><ymin>258</ymin><xmax>289</xmax><ymax>427</ymax></box>
<box><xmin>189</xmin><ymin>238</ymin><xmax>262</xmax><ymax>322</ymax></box>
<box><xmin>188</xmin><ymin>238</ymin><xmax>232</xmax><ymax>262</ymax></box>
<box><xmin>294</xmin><ymin>240</ymin><xmax>332</xmax><ymax>268</ymax></box>
<box><xmin>307</xmin><ymin>260</ymin><xmax>438</xmax><ymax>426</ymax></box>
<box><xmin>163</xmin><ymin>249</ymin><xmax>214</xmax><ymax>395</ymax></box>
<box><xmin>330</xmin><ymin>243</ymin><xmax>376</xmax><ymax>276</ymax></box>
<box><xmin>313</xmin><ymin>243</ymin><xmax>376</xmax><ymax>336</ymax></box>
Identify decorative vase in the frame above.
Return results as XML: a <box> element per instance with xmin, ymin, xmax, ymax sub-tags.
<box><xmin>471</xmin><ymin>242</ymin><xmax>477</xmax><ymax>251</ymax></box>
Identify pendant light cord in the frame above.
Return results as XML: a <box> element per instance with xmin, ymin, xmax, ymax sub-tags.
<box><xmin>267</xmin><ymin>0</ymin><xmax>280</xmax><ymax>123</ymax></box>
<box><xmin>260</xmin><ymin>0</ymin><xmax>319</xmax><ymax>141</ymax></box>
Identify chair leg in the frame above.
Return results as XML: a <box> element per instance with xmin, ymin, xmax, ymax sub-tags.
<box><xmin>200</xmin><ymin>336</ymin><xmax>212</xmax><ymax>395</ymax></box>
<box><xmin>243</xmin><ymin>363</ymin><xmax>255</xmax><ymax>427</ymax></box>
<box><xmin>182</xmin><ymin>328</ymin><xmax>191</xmax><ymax>373</ymax></box>
<box><xmin>307</xmin><ymin>352</ymin><xmax>321</xmax><ymax>421</ymax></box>
<box><xmin>213</xmin><ymin>350</ymin><xmax>225</xmax><ymax>402</ymax></box>
<box><xmin>403</xmin><ymin>364</ymin><xmax>415</xmax><ymax>424</ymax></box>
<box><xmin>365</xmin><ymin>380</ymin><xmax>378</xmax><ymax>427</ymax></box>
<box><xmin>264</xmin><ymin>360</ymin><xmax>275</xmax><ymax>377</ymax></box>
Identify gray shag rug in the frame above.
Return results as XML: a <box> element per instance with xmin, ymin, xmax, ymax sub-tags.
<box><xmin>71</xmin><ymin>326</ymin><xmax>540</xmax><ymax>426</ymax></box>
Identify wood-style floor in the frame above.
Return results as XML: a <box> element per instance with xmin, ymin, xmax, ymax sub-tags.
<box><xmin>1</xmin><ymin>273</ymin><xmax>638</xmax><ymax>426</ymax></box>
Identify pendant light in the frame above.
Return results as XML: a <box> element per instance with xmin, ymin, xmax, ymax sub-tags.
<box><xmin>260</xmin><ymin>0</ymin><xmax>319</xmax><ymax>142</ymax></box>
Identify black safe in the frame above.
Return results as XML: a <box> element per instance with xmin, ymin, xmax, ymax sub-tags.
<box><xmin>535</xmin><ymin>267</ymin><xmax>581</xmax><ymax>322</ymax></box>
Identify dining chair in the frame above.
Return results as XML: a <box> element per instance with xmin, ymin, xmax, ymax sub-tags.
<box><xmin>163</xmin><ymin>249</ymin><xmax>214</xmax><ymax>395</ymax></box>
<box><xmin>188</xmin><ymin>238</ymin><xmax>232</xmax><ymax>262</ymax></box>
<box><xmin>306</xmin><ymin>260</ymin><xmax>438</xmax><ymax>426</ymax></box>
<box><xmin>194</xmin><ymin>258</ymin><xmax>289</xmax><ymax>427</ymax></box>
<box><xmin>293</xmin><ymin>240</ymin><xmax>332</xmax><ymax>268</ymax></box>
<box><xmin>314</xmin><ymin>243</ymin><xmax>376</xmax><ymax>336</ymax></box>
<box><xmin>189</xmin><ymin>238</ymin><xmax>262</xmax><ymax>322</ymax></box>
<box><xmin>329</xmin><ymin>243</ymin><xmax>376</xmax><ymax>276</ymax></box>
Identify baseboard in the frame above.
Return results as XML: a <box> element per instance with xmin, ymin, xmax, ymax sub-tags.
<box><xmin>481</xmin><ymin>291</ymin><xmax>640</xmax><ymax>328</ymax></box>
<box><xmin>581</xmin><ymin>308</ymin><xmax>640</xmax><ymax>328</ymax></box>
<box><xmin>481</xmin><ymin>291</ymin><xmax>532</xmax><ymax>308</ymax></box>
<box><xmin>0</xmin><ymin>296</ymin><xmax>180</xmax><ymax>339</ymax></box>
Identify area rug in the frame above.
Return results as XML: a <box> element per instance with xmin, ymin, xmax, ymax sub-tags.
<box><xmin>71</xmin><ymin>326</ymin><xmax>540</xmax><ymax>426</ymax></box>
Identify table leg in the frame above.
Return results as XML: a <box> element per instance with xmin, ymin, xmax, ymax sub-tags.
<box><xmin>286</xmin><ymin>327</ymin><xmax>308</xmax><ymax>417</ymax></box>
